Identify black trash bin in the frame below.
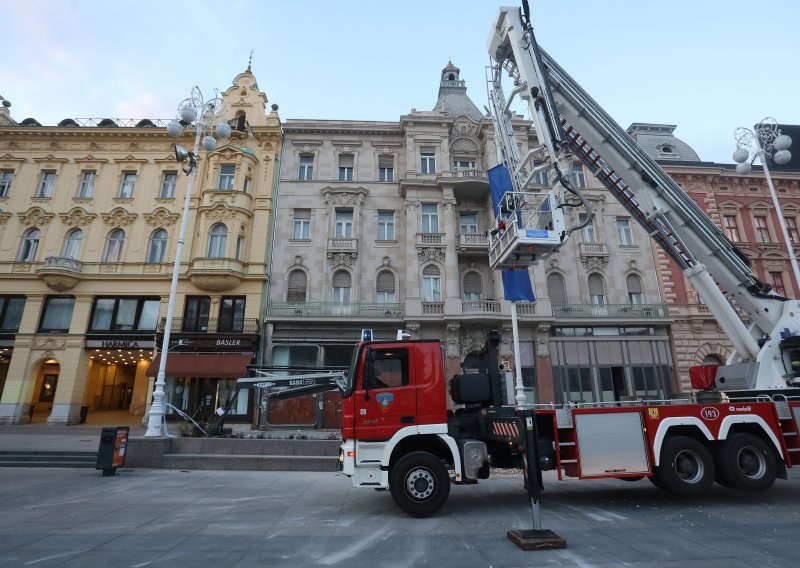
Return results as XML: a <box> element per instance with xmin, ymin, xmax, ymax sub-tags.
<box><xmin>95</xmin><ymin>426</ymin><xmax>130</xmax><ymax>476</ymax></box>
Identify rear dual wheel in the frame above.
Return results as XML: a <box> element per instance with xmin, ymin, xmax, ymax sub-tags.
<box><xmin>715</xmin><ymin>433</ymin><xmax>777</xmax><ymax>492</ymax></box>
<box><xmin>653</xmin><ymin>436</ymin><xmax>715</xmax><ymax>497</ymax></box>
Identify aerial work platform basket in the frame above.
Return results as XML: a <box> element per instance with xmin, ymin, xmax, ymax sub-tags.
<box><xmin>488</xmin><ymin>190</ymin><xmax>564</xmax><ymax>271</ymax></box>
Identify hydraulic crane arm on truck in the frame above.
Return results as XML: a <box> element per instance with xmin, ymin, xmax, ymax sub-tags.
<box><xmin>486</xmin><ymin>2</ymin><xmax>800</xmax><ymax>393</ymax></box>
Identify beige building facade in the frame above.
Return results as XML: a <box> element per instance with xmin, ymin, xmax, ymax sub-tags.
<box><xmin>0</xmin><ymin>68</ymin><xmax>280</xmax><ymax>425</ymax></box>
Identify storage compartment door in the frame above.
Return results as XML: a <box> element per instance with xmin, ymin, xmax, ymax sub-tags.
<box><xmin>573</xmin><ymin>411</ymin><xmax>650</xmax><ymax>477</ymax></box>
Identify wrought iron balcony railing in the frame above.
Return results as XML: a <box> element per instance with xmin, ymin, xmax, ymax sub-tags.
<box><xmin>269</xmin><ymin>302</ymin><xmax>403</xmax><ymax>318</ymax></box>
<box><xmin>157</xmin><ymin>317</ymin><xmax>260</xmax><ymax>333</ymax></box>
<box><xmin>552</xmin><ymin>303</ymin><xmax>669</xmax><ymax>318</ymax></box>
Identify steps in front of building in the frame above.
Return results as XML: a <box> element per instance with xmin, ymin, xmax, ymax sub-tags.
<box><xmin>126</xmin><ymin>436</ymin><xmax>342</xmax><ymax>472</ymax></box>
<box><xmin>0</xmin><ymin>450</ymin><xmax>97</xmax><ymax>468</ymax></box>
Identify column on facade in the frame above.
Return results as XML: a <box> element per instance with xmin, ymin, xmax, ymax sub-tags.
<box><xmin>404</xmin><ymin>200</ymin><xmax>422</xmax><ymax>316</ymax></box>
<box><xmin>442</xmin><ymin>191</ymin><xmax>460</xmax><ymax>315</ymax></box>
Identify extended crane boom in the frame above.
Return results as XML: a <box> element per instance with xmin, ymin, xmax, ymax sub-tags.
<box><xmin>486</xmin><ymin>4</ymin><xmax>800</xmax><ymax>391</ymax></box>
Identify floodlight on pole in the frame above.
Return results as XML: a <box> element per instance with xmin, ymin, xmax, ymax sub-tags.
<box><xmin>145</xmin><ymin>86</ymin><xmax>229</xmax><ymax>437</ymax></box>
<box><xmin>732</xmin><ymin>117</ymin><xmax>798</xmax><ymax>290</ymax></box>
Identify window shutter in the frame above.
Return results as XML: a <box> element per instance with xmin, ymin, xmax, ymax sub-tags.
<box><xmin>287</xmin><ymin>270</ymin><xmax>307</xmax><ymax>301</ymax></box>
<box><xmin>339</xmin><ymin>154</ymin><xmax>354</xmax><ymax>167</ymax></box>
<box><xmin>547</xmin><ymin>274</ymin><xmax>566</xmax><ymax>304</ymax></box>
<box><xmin>626</xmin><ymin>274</ymin><xmax>642</xmax><ymax>294</ymax></box>
<box><xmin>588</xmin><ymin>274</ymin><xmax>604</xmax><ymax>296</ymax></box>
<box><xmin>423</xmin><ymin>265</ymin><xmax>440</xmax><ymax>276</ymax></box>
<box><xmin>294</xmin><ymin>209</ymin><xmax>310</xmax><ymax>219</ymax></box>
<box><xmin>463</xmin><ymin>272</ymin><xmax>482</xmax><ymax>295</ymax></box>
<box><xmin>332</xmin><ymin>270</ymin><xmax>351</xmax><ymax>287</ymax></box>
<box><xmin>377</xmin><ymin>271</ymin><xmax>395</xmax><ymax>293</ymax></box>
<box><xmin>378</xmin><ymin>155</ymin><xmax>393</xmax><ymax>168</ymax></box>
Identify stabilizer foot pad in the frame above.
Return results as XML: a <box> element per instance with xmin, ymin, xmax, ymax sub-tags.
<box><xmin>507</xmin><ymin>529</ymin><xmax>566</xmax><ymax>551</ymax></box>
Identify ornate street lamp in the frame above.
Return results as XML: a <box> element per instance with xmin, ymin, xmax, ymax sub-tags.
<box><xmin>732</xmin><ymin>118</ymin><xmax>799</xmax><ymax>290</ymax></box>
<box><xmin>145</xmin><ymin>87</ymin><xmax>230</xmax><ymax>437</ymax></box>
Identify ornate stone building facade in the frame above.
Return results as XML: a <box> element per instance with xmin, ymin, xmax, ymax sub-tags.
<box><xmin>264</xmin><ymin>63</ymin><xmax>673</xmax><ymax>427</ymax></box>
<box><xmin>0</xmin><ymin>68</ymin><xmax>281</xmax><ymax>425</ymax></box>
<box><xmin>630</xmin><ymin>124</ymin><xmax>800</xmax><ymax>392</ymax></box>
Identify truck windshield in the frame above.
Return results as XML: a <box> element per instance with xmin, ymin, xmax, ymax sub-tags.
<box><xmin>342</xmin><ymin>343</ymin><xmax>364</xmax><ymax>398</ymax></box>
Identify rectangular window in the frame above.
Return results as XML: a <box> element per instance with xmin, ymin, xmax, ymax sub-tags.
<box><xmin>298</xmin><ymin>154</ymin><xmax>314</xmax><ymax>180</ymax></box>
<box><xmin>570</xmin><ymin>163</ymin><xmax>586</xmax><ymax>189</ymax></box>
<box><xmin>459</xmin><ymin>213</ymin><xmax>478</xmax><ymax>234</ymax></box>
<box><xmin>39</xmin><ymin>296</ymin><xmax>75</xmax><ymax>332</ymax></box>
<box><xmin>292</xmin><ymin>209</ymin><xmax>311</xmax><ymax>240</ymax></box>
<box><xmin>335</xmin><ymin>210</ymin><xmax>353</xmax><ymax>238</ymax></box>
<box><xmin>219</xmin><ymin>297</ymin><xmax>246</xmax><ymax>332</ymax></box>
<box><xmin>616</xmin><ymin>218</ymin><xmax>633</xmax><ymax>246</ymax></box>
<box><xmin>420</xmin><ymin>150</ymin><xmax>435</xmax><ymax>174</ymax></box>
<box><xmin>580</xmin><ymin>214</ymin><xmax>595</xmax><ymax>243</ymax></box>
<box><xmin>160</xmin><ymin>172</ymin><xmax>177</xmax><ymax>198</ymax></box>
<box><xmin>38</xmin><ymin>171</ymin><xmax>56</xmax><ymax>197</ymax></box>
<box><xmin>183</xmin><ymin>296</ymin><xmax>211</xmax><ymax>332</ymax></box>
<box><xmin>338</xmin><ymin>154</ymin><xmax>354</xmax><ymax>181</ymax></box>
<box><xmin>0</xmin><ymin>170</ymin><xmax>13</xmax><ymax>197</ymax></box>
<box><xmin>533</xmin><ymin>163</ymin><xmax>548</xmax><ymax>187</ymax></box>
<box><xmin>366</xmin><ymin>348</ymin><xmax>410</xmax><ymax>390</ymax></box>
<box><xmin>453</xmin><ymin>159</ymin><xmax>476</xmax><ymax>169</ymax></box>
<box><xmin>421</xmin><ymin>203</ymin><xmax>439</xmax><ymax>233</ymax></box>
<box><xmin>242</xmin><ymin>177</ymin><xmax>250</xmax><ymax>193</ymax></box>
<box><xmin>89</xmin><ymin>297</ymin><xmax>160</xmax><ymax>331</ymax></box>
<box><xmin>785</xmin><ymin>217</ymin><xmax>799</xmax><ymax>243</ymax></box>
<box><xmin>423</xmin><ymin>275</ymin><xmax>441</xmax><ymax>302</ymax></box>
<box><xmin>723</xmin><ymin>215</ymin><xmax>740</xmax><ymax>241</ymax></box>
<box><xmin>377</xmin><ymin>211</ymin><xmax>395</xmax><ymax>241</ymax></box>
<box><xmin>770</xmin><ymin>272</ymin><xmax>786</xmax><ymax>296</ymax></box>
<box><xmin>118</xmin><ymin>172</ymin><xmax>136</xmax><ymax>198</ymax></box>
<box><xmin>754</xmin><ymin>216</ymin><xmax>771</xmax><ymax>243</ymax></box>
<box><xmin>235</xmin><ymin>236</ymin><xmax>244</xmax><ymax>260</ymax></box>
<box><xmin>77</xmin><ymin>171</ymin><xmax>96</xmax><ymax>198</ymax></box>
<box><xmin>0</xmin><ymin>296</ymin><xmax>25</xmax><ymax>331</ymax></box>
<box><xmin>378</xmin><ymin>155</ymin><xmax>394</xmax><ymax>182</ymax></box>
<box><xmin>218</xmin><ymin>165</ymin><xmax>235</xmax><ymax>190</ymax></box>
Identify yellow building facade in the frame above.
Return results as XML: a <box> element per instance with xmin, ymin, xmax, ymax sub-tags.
<box><xmin>0</xmin><ymin>69</ymin><xmax>280</xmax><ymax>425</ymax></box>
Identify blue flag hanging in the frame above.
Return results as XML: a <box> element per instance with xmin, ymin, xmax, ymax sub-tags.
<box><xmin>488</xmin><ymin>164</ymin><xmax>535</xmax><ymax>302</ymax></box>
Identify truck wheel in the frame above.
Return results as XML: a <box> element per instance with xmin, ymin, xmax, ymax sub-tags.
<box><xmin>654</xmin><ymin>436</ymin><xmax>714</xmax><ymax>497</ymax></box>
<box><xmin>714</xmin><ymin>433</ymin><xmax>777</xmax><ymax>492</ymax></box>
<box><xmin>389</xmin><ymin>451</ymin><xmax>450</xmax><ymax>518</ymax></box>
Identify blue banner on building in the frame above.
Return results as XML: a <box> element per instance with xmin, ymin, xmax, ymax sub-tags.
<box><xmin>488</xmin><ymin>164</ymin><xmax>535</xmax><ymax>302</ymax></box>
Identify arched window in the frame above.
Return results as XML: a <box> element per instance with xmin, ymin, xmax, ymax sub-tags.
<box><xmin>626</xmin><ymin>274</ymin><xmax>644</xmax><ymax>304</ymax></box>
<box><xmin>422</xmin><ymin>265</ymin><xmax>441</xmax><ymax>302</ymax></box>
<box><xmin>147</xmin><ymin>229</ymin><xmax>168</xmax><ymax>264</ymax></box>
<box><xmin>18</xmin><ymin>228</ymin><xmax>41</xmax><ymax>262</ymax></box>
<box><xmin>207</xmin><ymin>223</ymin><xmax>227</xmax><ymax>257</ymax></box>
<box><xmin>287</xmin><ymin>270</ymin><xmax>307</xmax><ymax>302</ymax></box>
<box><xmin>547</xmin><ymin>273</ymin><xmax>566</xmax><ymax>304</ymax></box>
<box><xmin>462</xmin><ymin>271</ymin><xmax>482</xmax><ymax>301</ymax></box>
<box><xmin>62</xmin><ymin>228</ymin><xmax>82</xmax><ymax>259</ymax></box>
<box><xmin>376</xmin><ymin>270</ymin><xmax>396</xmax><ymax>303</ymax></box>
<box><xmin>588</xmin><ymin>273</ymin><xmax>605</xmax><ymax>305</ymax></box>
<box><xmin>332</xmin><ymin>270</ymin><xmax>351</xmax><ymax>304</ymax></box>
<box><xmin>103</xmin><ymin>229</ymin><xmax>125</xmax><ymax>263</ymax></box>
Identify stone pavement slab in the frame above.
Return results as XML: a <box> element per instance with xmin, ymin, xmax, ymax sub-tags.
<box><xmin>0</xmin><ymin>467</ymin><xmax>797</xmax><ymax>567</ymax></box>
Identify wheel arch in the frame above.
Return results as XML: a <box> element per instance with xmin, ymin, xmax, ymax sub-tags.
<box><xmin>719</xmin><ymin>418</ymin><xmax>787</xmax><ymax>479</ymax></box>
<box><xmin>653</xmin><ymin>418</ymin><xmax>713</xmax><ymax>467</ymax></box>
<box><xmin>380</xmin><ymin>426</ymin><xmax>461</xmax><ymax>478</ymax></box>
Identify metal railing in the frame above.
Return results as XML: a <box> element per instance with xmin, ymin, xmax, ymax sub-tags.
<box><xmin>269</xmin><ymin>302</ymin><xmax>403</xmax><ymax>318</ymax></box>
<box><xmin>552</xmin><ymin>303</ymin><xmax>669</xmax><ymax>318</ymax></box>
<box><xmin>157</xmin><ymin>317</ymin><xmax>260</xmax><ymax>333</ymax></box>
<box><xmin>41</xmin><ymin>256</ymin><xmax>83</xmax><ymax>272</ymax></box>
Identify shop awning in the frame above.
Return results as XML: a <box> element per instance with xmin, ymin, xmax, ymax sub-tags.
<box><xmin>146</xmin><ymin>353</ymin><xmax>253</xmax><ymax>378</ymax></box>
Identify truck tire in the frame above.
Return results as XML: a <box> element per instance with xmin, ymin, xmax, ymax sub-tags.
<box><xmin>389</xmin><ymin>451</ymin><xmax>450</xmax><ymax>518</ymax></box>
<box><xmin>653</xmin><ymin>436</ymin><xmax>714</xmax><ymax>497</ymax></box>
<box><xmin>714</xmin><ymin>433</ymin><xmax>777</xmax><ymax>492</ymax></box>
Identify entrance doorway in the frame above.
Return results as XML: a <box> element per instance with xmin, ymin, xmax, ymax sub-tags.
<box><xmin>93</xmin><ymin>363</ymin><xmax>135</xmax><ymax>410</ymax></box>
<box><xmin>30</xmin><ymin>360</ymin><xmax>60</xmax><ymax>423</ymax></box>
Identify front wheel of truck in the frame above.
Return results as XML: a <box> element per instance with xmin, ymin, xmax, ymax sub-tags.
<box><xmin>389</xmin><ymin>451</ymin><xmax>450</xmax><ymax>517</ymax></box>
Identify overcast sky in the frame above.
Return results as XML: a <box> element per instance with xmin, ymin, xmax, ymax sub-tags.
<box><xmin>3</xmin><ymin>0</ymin><xmax>799</xmax><ymax>164</ymax></box>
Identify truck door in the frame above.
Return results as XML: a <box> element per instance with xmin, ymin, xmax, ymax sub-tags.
<box><xmin>353</xmin><ymin>345</ymin><xmax>416</xmax><ymax>440</ymax></box>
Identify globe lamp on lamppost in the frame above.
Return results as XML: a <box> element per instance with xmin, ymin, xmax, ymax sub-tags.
<box><xmin>732</xmin><ymin>118</ymin><xmax>798</xmax><ymax>291</ymax></box>
<box><xmin>145</xmin><ymin>87</ymin><xmax>230</xmax><ymax>437</ymax></box>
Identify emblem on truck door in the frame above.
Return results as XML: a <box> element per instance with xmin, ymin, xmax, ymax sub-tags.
<box><xmin>376</xmin><ymin>393</ymin><xmax>394</xmax><ymax>413</ymax></box>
